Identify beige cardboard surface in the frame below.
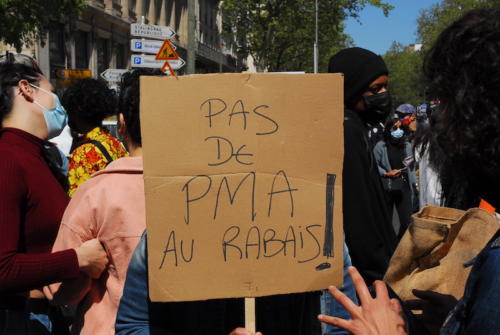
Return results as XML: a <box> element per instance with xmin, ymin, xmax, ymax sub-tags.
<box><xmin>141</xmin><ymin>73</ymin><xmax>344</xmax><ymax>302</ymax></box>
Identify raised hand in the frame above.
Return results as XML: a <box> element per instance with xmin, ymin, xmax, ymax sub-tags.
<box><xmin>405</xmin><ymin>289</ymin><xmax>458</xmax><ymax>335</ymax></box>
<box><xmin>318</xmin><ymin>266</ymin><xmax>408</xmax><ymax>335</ymax></box>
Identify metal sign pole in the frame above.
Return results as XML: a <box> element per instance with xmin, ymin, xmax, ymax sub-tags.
<box><xmin>187</xmin><ymin>0</ymin><xmax>196</xmax><ymax>74</ymax></box>
<box><xmin>314</xmin><ymin>0</ymin><xmax>319</xmax><ymax>74</ymax></box>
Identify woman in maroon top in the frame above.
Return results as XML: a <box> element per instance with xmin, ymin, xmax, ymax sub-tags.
<box><xmin>0</xmin><ymin>54</ymin><xmax>108</xmax><ymax>334</ymax></box>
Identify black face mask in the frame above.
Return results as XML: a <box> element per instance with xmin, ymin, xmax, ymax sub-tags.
<box><xmin>362</xmin><ymin>91</ymin><xmax>392</xmax><ymax>125</ymax></box>
<box><xmin>68</xmin><ymin>118</ymin><xmax>77</xmax><ymax>132</ymax></box>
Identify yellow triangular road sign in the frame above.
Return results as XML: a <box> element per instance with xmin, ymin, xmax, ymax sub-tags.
<box><xmin>156</xmin><ymin>39</ymin><xmax>180</xmax><ymax>61</ymax></box>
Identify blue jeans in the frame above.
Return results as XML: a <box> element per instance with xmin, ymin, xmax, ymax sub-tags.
<box><xmin>29</xmin><ymin>313</ymin><xmax>51</xmax><ymax>334</ymax></box>
<box><xmin>117</xmin><ymin>232</ymin><xmax>356</xmax><ymax>335</ymax></box>
<box><xmin>322</xmin><ymin>242</ymin><xmax>358</xmax><ymax>335</ymax></box>
<box><xmin>0</xmin><ymin>310</ymin><xmax>51</xmax><ymax>335</ymax></box>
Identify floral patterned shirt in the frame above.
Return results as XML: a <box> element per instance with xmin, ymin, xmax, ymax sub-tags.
<box><xmin>68</xmin><ymin>127</ymin><xmax>128</xmax><ymax>197</ymax></box>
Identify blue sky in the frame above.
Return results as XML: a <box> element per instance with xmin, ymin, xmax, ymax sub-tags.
<box><xmin>344</xmin><ymin>0</ymin><xmax>441</xmax><ymax>55</ymax></box>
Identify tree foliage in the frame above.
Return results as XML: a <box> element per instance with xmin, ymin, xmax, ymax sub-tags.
<box><xmin>383</xmin><ymin>42</ymin><xmax>424</xmax><ymax>107</ymax></box>
<box><xmin>417</xmin><ymin>0</ymin><xmax>500</xmax><ymax>53</ymax></box>
<box><xmin>222</xmin><ymin>0</ymin><xmax>393</xmax><ymax>72</ymax></box>
<box><xmin>382</xmin><ymin>0</ymin><xmax>499</xmax><ymax>107</ymax></box>
<box><xmin>0</xmin><ymin>0</ymin><xmax>86</xmax><ymax>51</ymax></box>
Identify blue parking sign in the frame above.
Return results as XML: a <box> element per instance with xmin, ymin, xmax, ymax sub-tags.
<box><xmin>133</xmin><ymin>57</ymin><xmax>141</xmax><ymax>65</ymax></box>
<box><xmin>135</xmin><ymin>41</ymin><xmax>142</xmax><ymax>49</ymax></box>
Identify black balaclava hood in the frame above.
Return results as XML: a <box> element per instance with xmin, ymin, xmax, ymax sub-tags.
<box><xmin>328</xmin><ymin>47</ymin><xmax>388</xmax><ymax>108</ymax></box>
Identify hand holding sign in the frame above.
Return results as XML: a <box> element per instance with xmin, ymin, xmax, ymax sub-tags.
<box><xmin>229</xmin><ymin>328</ymin><xmax>263</xmax><ymax>335</ymax></box>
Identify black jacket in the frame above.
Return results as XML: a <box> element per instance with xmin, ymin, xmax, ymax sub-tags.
<box><xmin>343</xmin><ymin>109</ymin><xmax>397</xmax><ymax>284</ymax></box>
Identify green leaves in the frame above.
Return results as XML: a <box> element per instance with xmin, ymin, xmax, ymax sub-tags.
<box><xmin>222</xmin><ymin>0</ymin><xmax>392</xmax><ymax>72</ymax></box>
<box><xmin>383</xmin><ymin>0</ymin><xmax>499</xmax><ymax>106</ymax></box>
<box><xmin>417</xmin><ymin>0</ymin><xmax>500</xmax><ymax>53</ymax></box>
<box><xmin>383</xmin><ymin>42</ymin><xmax>424</xmax><ymax>107</ymax></box>
<box><xmin>0</xmin><ymin>0</ymin><xmax>85</xmax><ymax>51</ymax></box>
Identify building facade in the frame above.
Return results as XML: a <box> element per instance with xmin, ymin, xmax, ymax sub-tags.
<box><xmin>1</xmin><ymin>0</ymin><xmax>244</xmax><ymax>86</ymax></box>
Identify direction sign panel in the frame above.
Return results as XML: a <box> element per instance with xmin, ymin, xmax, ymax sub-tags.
<box><xmin>130</xmin><ymin>39</ymin><xmax>172</xmax><ymax>54</ymax></box>
<box><xmin>131</xmin><ymin>23</ymin><xmax>175</xmax><ymax>40</ymax></box>
<box><xmin>101</xmin><ymin>69</ymin><xmax>128</xmax><ymax>82</ymax></box>
<box><xmin>166</xmin><ymin>58</ymin><xmax>185</xmax><ymax>70</ymax></box>
<box><xmin>131</xmin><ymin>55</ymin><xmax>164</xmax><ymax>68</ymax></box>
<box><xmin>131</xmin><ymin>55</ymin><xmax>185</xmax><ymax>70</ymax></box>
<box><xmin>55</xmin><ymin>69</ymin><xmax>92</xmax><ymax>79</ymax></box>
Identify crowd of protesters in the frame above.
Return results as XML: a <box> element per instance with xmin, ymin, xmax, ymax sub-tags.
<box><xmin>0</xmin><ymin>6</ymin><xmax>499</xmax><ymax>335</ymax></box>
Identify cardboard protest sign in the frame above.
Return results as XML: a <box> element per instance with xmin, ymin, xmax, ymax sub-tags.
<box><xmin>141</xmin><ymin>73</ymin><xmax>344</xmax><ymax>302</ymax></box>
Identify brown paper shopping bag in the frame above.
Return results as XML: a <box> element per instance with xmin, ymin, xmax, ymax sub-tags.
<box><xmin>384</xmin><ymin>206</ymin><xmax>499</xmax><ymax>300</ymax></box>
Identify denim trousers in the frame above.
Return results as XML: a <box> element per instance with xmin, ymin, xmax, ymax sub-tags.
<box><xmin>0</xmin><ymin>309</ymin><xmax>51</xmax><ymax>335</ymax></box>
<box><xmin>321</xmin><ymin>242</ymin><xmax>358</xmax><ymax>335</ymax></box>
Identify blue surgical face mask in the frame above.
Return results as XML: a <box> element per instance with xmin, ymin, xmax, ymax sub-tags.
<box><xmin>390</xmin><ymin>127</ymin><xmax>404</xmax><ymax>139</ymax></box>
<box><xmin>30</xmin><ymin>84</ymin><xmax>68</xmax><ymax>139</ymax></box>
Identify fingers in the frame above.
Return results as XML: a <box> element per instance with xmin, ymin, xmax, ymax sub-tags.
<box><xmin>317</xmin><ymin>314</ymin><xmax>353</xmax><ymax>332</ymax></box>
<box><xmin>412</xmin><ymin>289</ymin><xmax>438</xmax><ymax>300</ymax></box>
<box><xmin>412</xmin><ymin>289</ymin><xmax>451</xmax><ymax>304</ymax></box>
<box><xmin>390</xmin><ymin>298</ymin><xmax>403</xmax><ymax>314</ymax></box>
<box><xmin>374</xmin><ymin>280</ymin><xmax>389</xmax><ymax>301</ymax></box>
<box><xmin>229</xmin><ymin>328</ymin><xmax>256</xmax><ymax>335</ymax></box>
<box><xmin>413</xmin><ymin>313</ymin><xmax>423</xmax><ymax>322</ymax></box>
<box><xmin>328</xmin><ymin>286</ymin><xmax>360</xmax><ymax>318</ymax></box>
<box><xmin>348</xmin><ymin>266</ymin><xmax>372</xmax><ymax>305</ymax></box>
<box><xmin>404</xmin><ymin>299</ymin><xmax>423</xmax><ymax>311</ymax></box>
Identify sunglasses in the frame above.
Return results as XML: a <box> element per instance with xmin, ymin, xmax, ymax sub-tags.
<box><xmin>0</xmin><ymin>52</ymin><xmax>42</xmax><ymax>73</ymax></box>
<box><xmin>366</xmin><ymin>83</ymin><xmax>388</xmax><ymax>95</ymax></box>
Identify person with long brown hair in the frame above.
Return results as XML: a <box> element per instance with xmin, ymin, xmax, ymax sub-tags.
<box><xmin>319</xmin><ymin>8</ymin><xmax>500</xmax><ymax>335</ymax></box>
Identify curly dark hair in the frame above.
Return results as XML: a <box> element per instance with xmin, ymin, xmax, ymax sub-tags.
<box><xmin>0</xmin><ymin>61</ymin><xmax>43</xmax><ymax>125</ymax></box>
<box><xmin>118</xmin><ymin>69</ymin><xmax>162</xmax><ymax>146</ymax></box>
<box><xmin>62</xmin><ymin>78</ymin><xmax>117</xmax><ymax>129</ymax></box>
<box><xmin>424</xmin><ymin>8</ymin><xmax>500</xmax><ymax>208</ymax></box>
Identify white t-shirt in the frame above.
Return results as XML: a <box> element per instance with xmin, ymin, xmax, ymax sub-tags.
<box><xmin>415</xmin><ymin>146</ymin><xmax>442</xmax><ymax>208</ymax></box>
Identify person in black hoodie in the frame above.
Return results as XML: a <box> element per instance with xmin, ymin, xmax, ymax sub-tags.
<box><xmin>328</xmin><ymin>47</ymin><xmax>398</xmax><ymax>284</ymax></box>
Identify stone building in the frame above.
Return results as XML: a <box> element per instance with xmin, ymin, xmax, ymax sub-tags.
<box><xmin>1</xmin><ymin>0</ymin><xmax>243</xmax><ymax>85</ymax></box>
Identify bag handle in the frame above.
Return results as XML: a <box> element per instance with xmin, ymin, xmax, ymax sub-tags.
<box><xmin>417</xmin><ymin>218</ymin><xmax>466</xmax><ymax>269</ymax></box>
<box><xmin>85</xmin><ymin>139</ymin><xmax>114</xmax><ymax>163</ymax></box>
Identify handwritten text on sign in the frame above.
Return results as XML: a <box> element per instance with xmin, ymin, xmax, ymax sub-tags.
<box><xmin>141</xmin><ymin>74</ymin><xmax>344</xmax><ymax>302</ymax></box>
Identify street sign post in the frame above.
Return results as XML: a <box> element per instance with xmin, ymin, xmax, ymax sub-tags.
<box><xmin>155</xmin><ymin>39</ymin><xmax>179</xmax><ymax>61</ymax></box>
<box><xmin>131</xmin><ymin>55</ymin><xmax>164</xmax><ymax>69</ymax></box>
<box><xmin>131</xmin><ymin>23</ymin><xmax>175</xmax><ymax>40</ymax></box>
<box><xmin>131</xmin><ymin>55</ymin><xmax>185</xmax><ymax>70</ymax></box>
<box><xmin>101</xmin><ymin>69</ymin><xmax>128</xmax><ymax>82</ymax></box>
<box><xmin>165</xmin><ymin>58</ymin><xmax>185</xmax><ymax>70</ymax></box>
<box><xmin>130</xmin><ymin>39</ymin><xmax>176</xmax><ymax>54</ymax></box>
<box><xmin>55</xmin><ymin>69</ymin><xmax>92</xmax><ymax>89</ymax></box>
<box><xmin>55</xmin><ymin>69</ymin><xmax>92</xmax><ymax>79</ymax></box>
<box><xmin>155</xmin><ymin>39</ymin><xmax>182</xmax><ymax>76</ymax></box>
<box><xmin>130</xmin><ymin>23</ymin><xmax>183</xmax><ymax>74</ymax></box>
<box><xmin>161</xmin><ymin>61</ymin><xmax>175</xmax><ymax>76</ymax></box>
